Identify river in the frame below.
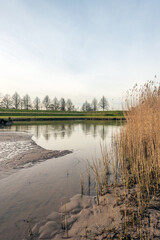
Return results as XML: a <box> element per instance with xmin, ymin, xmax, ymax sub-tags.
<box><xmin>0</xmin><ymin>120</ymin><xmax>120</xmax><ymax>239</ymax></box>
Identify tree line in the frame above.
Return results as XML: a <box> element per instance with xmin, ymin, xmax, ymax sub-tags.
<box><xmin>0</xmin><ymin>92</ymin><xmax>109</xmax><ymax>111</ymax></box>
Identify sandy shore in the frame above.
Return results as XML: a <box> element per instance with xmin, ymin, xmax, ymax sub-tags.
<box><xmin>0</xmin><ymin>131</ymin><xmax>72</xmax><ymax>177</ymax></box>
<box><xmin>30</xmin><ymin>186</ymin><xmax>160</xmax><ymax>240</ymax></box>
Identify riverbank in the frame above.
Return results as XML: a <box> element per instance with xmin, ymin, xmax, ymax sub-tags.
<box><xmin>1</xmin><ymin>116</ymin><xmax>125</xmax><ymax>122</ymax></box>
<box><xmin>31</xmin><ymin>185</ymin><xmax>160</xmax><ymax>239</ymax></box>
<box><xmin>0</xmin><ymin>131</ymin><xmax>72</xmax><ymax>179</ymax></box>
<box><xmin>0</xmin><ymin>109</ymin><xmax>125</xmax><ymax>122</ymax></box>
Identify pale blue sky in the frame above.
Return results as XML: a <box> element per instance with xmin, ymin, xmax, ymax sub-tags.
<box><xmin>0</xmin><ymin>0</ymin><xmax>160</xmax><ymax>108</ymax></box>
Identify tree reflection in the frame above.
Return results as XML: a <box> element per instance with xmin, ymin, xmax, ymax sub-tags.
<box><xmin>98</xmin><ymin>124</ymin><xmax>107</xmax><ymax>140</ymax></box>
<box><xmin>6</xmin><ymin>121</ymin><xmax>119</xmax><ymax>142</ymax></box>
<box><xmin>35</xmin><ymin>122</ymin><xmax>76</xmax><ymax>140</ymax></box>
<box><xmin>81</xmin><ymin>122</ymin><xmax>109</xmax><ymax>140</ymax></box>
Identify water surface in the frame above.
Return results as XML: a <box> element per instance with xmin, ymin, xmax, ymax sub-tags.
<box><xmin>0</xmin><ymin>120</ymin><xmax>120</xmax><ymax>239</ymax></box>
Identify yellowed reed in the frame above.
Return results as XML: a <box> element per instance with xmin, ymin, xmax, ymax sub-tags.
<box><xmin>85</xmin><ymin>82</ymin><xmax>159</xmax><ymax>238</ymax></box>
<box><xmin>114</xmin><ymin>81</ymin><xmax>160</xmax><ymax>196</ymax></box>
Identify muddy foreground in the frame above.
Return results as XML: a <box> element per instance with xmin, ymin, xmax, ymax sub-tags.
<box><xmin>30</xmin><ymin>185</ymin><xmax>160</xmax><ymax>240</ymax></box>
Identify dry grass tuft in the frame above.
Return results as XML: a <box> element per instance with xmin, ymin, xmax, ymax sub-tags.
<box><xmin>116</xmin><ymin>81</ymin><xmax>160</xmax><ymax>197</ymax></box>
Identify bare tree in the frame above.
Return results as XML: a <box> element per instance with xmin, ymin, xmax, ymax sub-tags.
<box><xmin>52</xmin><ymin>97</ymin><xmax>59</xmax><ymax>110</ymax></box>
<box><xmin>12</xmin><ymin>92</ymin><xmax>20</xmax><ymax>109</ymax></box>
<box><xmin>23</xmin><ymin>94</ymin><xmax>32</xmax><ymax>110</ymax></box>
<box><xmin>33</xmin><ymin>97</ymin><xmax>41</xmax><ymax>110</ymax></box>
<box><xmin>66</xmin><ymin>99</ymin><xmax>74</xmax><ymax>111</ymax></box>
<box><xmin>91</xmin><ymin>98</ymin><xmax>98</xmax><ymax>111</ymax></box>
<box><xmin>42</xmin><ymin>95</ymin><xmax>50</xmax><ymax>110</ymax></box>
<box><xmin>2</xmin><ymin>94</ymin><xmax>12</xmax><ymax>109</ymax></box>
<box><xmin>0</xmin><ymin>93</ymin><xmax>3</xmax><ymax>108</ymax></box>
<box><xmin>99</xmin><ymin>96</ymin><xmax>109</xmax><ymax>111</ymax></box>
<box><xmin>59</xmin><ymin>98</ymin><xmax>66</xmax><ymax>111</ymax></box>
<box><xmin>81</xmin><ymin>103</ymin><xmax>86</xmax><ymax>111</ymax></box>
<box><xmin>86</xmin><ymin>102</ymin><xmax>92</xmax><ymax>111</ymax></box>
<box><xmin>81</xmin><ymin>101</ymin><xmax>92</xmax><ymax>111</ymax></box>
<box><xmin>19</xmin><ymin>98</ymin><xmax>23</xmax><ymax>109</ymax></box>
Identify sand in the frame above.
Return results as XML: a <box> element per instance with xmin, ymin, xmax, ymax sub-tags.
<box><xmin>30</xmin><ymin>186</ymin><xmax>160</xmax><ymax>240</ymax></box>
<box><xmin>0</xmin><ymin>131</ymin><xmax>72</xmax><ymax>177</ymax></box>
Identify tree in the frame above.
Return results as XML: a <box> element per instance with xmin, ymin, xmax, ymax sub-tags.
<box><xmin>33</xmin><ymin>97</ymin><xmax>41</xmax><ymax>110</ymax></box>
<box><xmin>12</xmin><ymin>92</ymin><xmax>20</xmax><ymax>109</ymax></box>
<box><xmin>66</xmin><ymin>99</ymin><xmax>74</xmax><ymax>111</ymax></box>
<box><xmin>2</xmin><ymin>94</ymin><xmax>12</xmax><ymax>109</ymax></box>
<box><xmin>81</xmin><ymin>101</ymin><xmax>92</xmax><ymax>111</ymax></box>
<box><xmin>59</xmin><ymin>98</ymin><xmax>66</xmax><ymax>111</ymax></box>
<box><xmin>43</xmin><ymin>95</ymin><xmax>50</xmax><ymax>110</ymax></box>
<box><xmin>99</xmin><ymin>96</ymin><xmax>109</xmax><ymax>111</ymax></box>
<box><xmin>86</xmin><ymin>102</ymin><xmax>92</xmax><ymax>111</ymax></box>
<box><xmin>20</xmin><ymin>98</ymin><xmax>23</xmax><ymax>109</ymax></box>
<box><xmin>91</xmin><ymin>98</ymin><xmax>98</xmax><ymax>111</ymax></box>
<box><xmin>23</xmin><ymin>94</ymin><xmax>32</xmax><ymax>110</ymax></box>
<box><xmin>0</xmin><ymin>93</ymin><xmax>3</xmax><ymax>108</ymax></box>
<box><xmin>81</xmin><ymin>103</ymin><xmax>86</xmax><ymax>111</ymax></box>
<box><xmin>53</xmin><ymin>97</ymin><xmax>59</xmax><ymax>110</ymax></box>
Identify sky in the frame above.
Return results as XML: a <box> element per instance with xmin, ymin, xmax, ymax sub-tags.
<box><xmin>0</xmin><ymin>0</ymin><xmax>160</xmax><ymax>109</ymax></box>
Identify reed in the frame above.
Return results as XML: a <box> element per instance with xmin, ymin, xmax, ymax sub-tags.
<box><xmin>64</xmin><ymin>198</ymin><xmax>69</xmax><ymax>238</ymax></box>
<box><xmin>61</xmin><ymin>198</ymin><xmax>69</xmax><ymax>237</ymax></box>
<box><xmin>26</xmin><ymin>217</ymin><xmax>33</xmax><ymax>237</ymax></box>
<box><xmin>61</xmin><ymin>201</ymin><xmax>64</xmax><ymax>230</ymax></box>
<box><xmin>112</xmin><ymin>81</ymin><xmax>160</xmax><ymax>237</ymax></box>
<box><xmin>84</xmin><ymin>220</ymin><xmax>88</xmax><ymax>239</ymax></box>
<box><xmin>80</xmin><ymin>173</ymin><xmax>84</xmax><ymax>197</ymax></box>
<box><xmin>87</xmin><ymin>166</ymin><xmax>91</xmax><ymax>195</ymax></box>
<box><xmin>116</xmin><ymin>81</ymin><xmax>160</xmax><ymax>197</ymax></box>
<box><xmin>87</xmin><ymin>81</ymin><xmax>160</xmax><ymax>238</ymax></box>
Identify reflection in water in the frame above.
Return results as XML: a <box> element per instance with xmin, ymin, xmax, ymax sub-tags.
<box><xmin>99</xmin><ymin>125</ymin><xmax>107</xmax><ymax>140</ymax></box>
<box><xmin>10</xmin><ymin>121</ymin><xmax>118</xmax><ymax>142</ymax></box>
<box><xmin>81</xmin><ymin>123</ymin><xmax>109</xmax><ymax>140</ymax></box>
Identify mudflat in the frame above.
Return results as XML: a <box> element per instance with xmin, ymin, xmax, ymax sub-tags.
<box><xmin>32</xmin><ymin>186</ymin><xmax>160</xmax><ymax>240</ymax></box>
<box><xmin>0</xmin><ymin>131</ymin><xmax>72</xmax><ymax>178</ymax></box>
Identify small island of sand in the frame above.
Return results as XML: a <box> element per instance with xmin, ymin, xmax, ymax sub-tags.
<box><xmin>0</xmin><ymin>131</ymin><xmax>72</xmax><ymax>178</ymax></box>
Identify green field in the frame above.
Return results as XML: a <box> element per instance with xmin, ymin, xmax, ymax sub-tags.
<box><xmin>0</xmin><ymin>109</ymin><xmax>125</xmax><ymax>121</ymax></box>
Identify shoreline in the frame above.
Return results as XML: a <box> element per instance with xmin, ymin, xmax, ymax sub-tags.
<box><xmin>31</xmin><ymin>185</ymin><xmax>160</xmax><ymax>239</ymax></box>
<box><xmin>0</xmin><ymin>117</ymin><xmax>125</xmax><ymax>122</ymax></box>
<box><xmin>0</xmin><ymin>131</ymin><xmax>72</xmax><ymax>179</ymax></box>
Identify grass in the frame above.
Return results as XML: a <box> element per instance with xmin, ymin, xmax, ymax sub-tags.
<box><xmin>0</xmin><ymin>109</ymin><xmax>124</xmax><ymax>115</ymax></box>
<box><xmin>0</xmin><ymin>109</ymin><xmax>124</xmax><ymax>119</ymax></box>
<box><xmin>0</xmin><ymin>110</ymin><xmax>125</xmax><ymax>123</ymax></box>
<box><xmin>10</xmin><ymin>119</ymin><xmax>123</xmax><ymax>126</ymax></box>
<box><xmin>0</xmin><ymin>115</ymin><xmax>124</xmax><ymax>119</ymax></box>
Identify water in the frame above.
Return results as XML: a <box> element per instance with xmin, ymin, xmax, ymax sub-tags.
<box><xmin>0</xmin><ymin>120</ymin><xmax>120</xmax><ymax>239</ymax></box>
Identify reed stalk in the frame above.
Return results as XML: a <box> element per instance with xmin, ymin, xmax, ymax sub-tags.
<box><xmin>80</xmin><ymin>173</ymin><xmax>84</xmax><ymax>197</ymax></box>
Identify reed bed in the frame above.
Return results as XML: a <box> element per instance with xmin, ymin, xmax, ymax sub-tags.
<box><xmin>88</xmin><ymin>81</ymin><xmax>160</xmax><ymax>238</ymax></box>
<box><xmin>116</xmin><ymin>81</ymin><xmax>160</xmax><ymax>196</ymax></box>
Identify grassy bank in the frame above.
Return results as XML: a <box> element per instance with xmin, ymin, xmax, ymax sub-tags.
<box><xmin>0</xmin><ymin>109</ymin><xmax>125</xmax><ymax>121</ymax></box>
<box><xmin>12</xmin><ymin>119</ymin><xmax>123</xmax><ymax>126</ymax></box>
